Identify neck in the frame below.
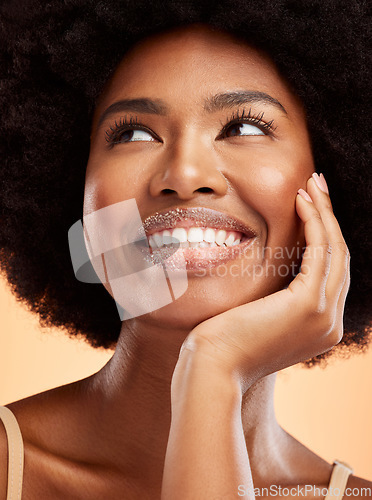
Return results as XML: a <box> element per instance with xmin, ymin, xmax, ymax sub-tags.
<box><xmin>81</xmin><ymin>319</ymin><xmax>285</xmax><ymax>488</ymax></box>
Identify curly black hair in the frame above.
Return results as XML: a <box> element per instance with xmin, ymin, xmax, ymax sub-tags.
<box><xmin>0</xmin><ymin>0</ymin><xmax>370</xmax><ymax>366</ymax></box>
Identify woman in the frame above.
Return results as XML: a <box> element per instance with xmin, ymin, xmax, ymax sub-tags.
<box><xmin>0</xmin><ymin>1</ymin><xmax>371</xmax><ymax>498</ymax></box>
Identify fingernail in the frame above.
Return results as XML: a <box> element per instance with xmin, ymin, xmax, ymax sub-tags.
<box><xmin>319</xmin><ymin>173</ymin><xmax>329</xmax><ymax>194</ymax></box>
<box><xmin>312</xmin><ymin>172</ymin><xmax>328</xmax><ymax>194</ymax></box>
<box><xmin>297</xmin><ymin>188</ymin><xmax>313</xmax><ymax>203</ymax></box>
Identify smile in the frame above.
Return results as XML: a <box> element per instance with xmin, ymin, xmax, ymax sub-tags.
<box><xmin>141</xmin><ymin>207</ymin><xmax>257</xmax><ymax>271</ymax></box>
<box><xmin>148</xmin><ymin>227</ymin><xmax>244</xmax><ymax>250</ymax></box>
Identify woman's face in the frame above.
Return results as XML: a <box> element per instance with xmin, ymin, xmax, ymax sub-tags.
<box><xmin>85</xmin><ymin>24</ymin><xmax>315</xmax><ymax>330</ymax></box>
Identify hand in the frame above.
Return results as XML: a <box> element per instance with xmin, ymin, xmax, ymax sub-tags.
<box><xmin>178</xmin><ymin>173</ymin><xmax>350</xmax><ymax>391</ymax></box>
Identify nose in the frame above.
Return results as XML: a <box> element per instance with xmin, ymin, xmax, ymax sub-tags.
<box><xmin>148</xmin><ymin>135</ymin><xmax>228</xmax><ymax>200</ymax></box>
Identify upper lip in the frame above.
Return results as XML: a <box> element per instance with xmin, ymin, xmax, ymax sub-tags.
<box><xmin>141</xmin><ymin>207</ymin><xmax>257</xmax><ymax>238</ymax></box>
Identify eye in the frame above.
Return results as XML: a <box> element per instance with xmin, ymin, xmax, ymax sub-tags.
<box><xmin>225</xmin><ymin>122</ymin><xmax>265</xmax><ymax>137</ymax></box>
<box><xmin>105</xmin><ymin>117</ymin><xmax>161</xmax><ymax>147</ymax></box>
<box><xmin>218</xmin><ymin>108</ymin><xmax>276</xmax><ymax>140</ymax></box>
<box><xmin>112</xmin><ymin>128</ymin><xmax>156</xmax><ymax>144</ymax></box>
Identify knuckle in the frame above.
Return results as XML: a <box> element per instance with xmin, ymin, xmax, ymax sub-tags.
<box><xmin>326</xmin><ymin>325</ymin><xmax>344</xmax><ymax>348</ymax></box>
<box><xmin>315</xmin><ymin>241</ymin><xmax>332</xmax><ymax>256</ymax></box>
<box><xmin>324</xmin><ymin>200</ymin><xmax>333</xmax><ymax>211</ymax></box>
<box><xmin>305</xmin><ymin>297</ymin><xmax>334</xmax><ymax>328</ymax></box>
<box><xmin>304</xmin><ymin>299</ymin><xmax>323</xmax><ymax>318</ymax></box>
<box><xmin>319</xmin><ymin>314</ymin><xmax>334</xmax><ymax>333</ymax></box>
<box><xmin>308</xmin><ymin>242</ymin><xmax>331</xmax><ymax>262</ymax></box>
<box><xmin>322</xmin><ymin>314</ymin><xmax>336</xmax><ymax>335</ymax></box>
<box><xmin>310</xmin><ymin>211</ymin><xmax>323</xmax><ymax>224</ymax></box>
<box><xmin>334</xmin><ymin>241</ymin><xmax>350</xmax><ymax>259</ymax></box>
<box><xmin>323</xmin><ymin>242</ymin><xmax>332</xmax><ymax>257</ymax></box>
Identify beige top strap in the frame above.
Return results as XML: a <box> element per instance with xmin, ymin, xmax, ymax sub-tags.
<box><xmin>0</xmin><ymin>406</ymin><xmax>24</xmax><ymax>500</ymax></box>
<box><xmin>324</xmin><ymin>459</ymin><xmax>353</xmax><ymax>500</ymax></box>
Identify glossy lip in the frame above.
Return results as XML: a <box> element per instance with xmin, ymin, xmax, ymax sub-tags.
<box><xmin>150</xmin><ymin>237</ymin><xmax>257</xmax><ymax>272</ymax></box>
<box><xmin>141</xmin><ymin>207</ymin><xmax>257</xmax><ymax>238</ymax></box>
<box><xmin>136</xmin><ymin>207</ymin><xmax>258</xmax><ymax>272</ymax></box>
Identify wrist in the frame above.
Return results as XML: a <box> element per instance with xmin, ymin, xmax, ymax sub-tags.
<box><xmin>171</xmin><ymin>347</ymin><xmax>243</xmax><ymax>409</ymax></box>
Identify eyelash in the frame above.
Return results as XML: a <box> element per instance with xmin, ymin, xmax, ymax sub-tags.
<box><xmin>219</xmin><ymin>108</ymin><xmax>277</xmax><ymax>137</ymax></box>
<box><xmin>104</xmin><ymin>116</ymin><xmax>155</xmax><ymax>146</ymax></box>
<box><xmin>104</xmin><ymin>107</ymin><xmax>277</xmax><ymax>146</ymax></box>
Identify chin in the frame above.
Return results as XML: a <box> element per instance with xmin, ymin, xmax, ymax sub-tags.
<box><xmin>137</xmin><ymin>273</ymin><xmax>275</xmax><ymax>332</ymax></box>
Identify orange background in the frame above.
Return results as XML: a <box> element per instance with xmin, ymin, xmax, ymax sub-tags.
<box><xmin>1</xmin><ymin>276</ymin><xmax>371</xmax><ymax>478</ymax></box>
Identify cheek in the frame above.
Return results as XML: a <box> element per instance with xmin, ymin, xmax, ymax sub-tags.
<box><xmin>236</xmin><ymin>152</ymin><xmax>313</xmax><ymax>269</ymax></box>
<box><xmin>239</xmin><ymin>159</ymin><xmax>309</xmax><ymax>223</ymax></box>
<box><xmin>255</xmin><ymin>165</ymin><xmax>298</xmax><ymax>231</ymax></box>
<box><xmin>83</xmin><ymin>158</ymin><xmax>148</xmax><ymax>304</ymax></box>
<box><xmin>252</xmin><ymin>164</ymin><xmax>289</xmax><ymax>205</ymax></box>
<box><xmin>84</xmin><ymin>155</ymin><xmax>143</xmax><ymax>215</ymax></box>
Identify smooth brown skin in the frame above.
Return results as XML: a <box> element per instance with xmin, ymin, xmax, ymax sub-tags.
<box><xmin>1</xmin><ymin>25</ymin><xmax>371</xmax><ymax>499</ymax></box>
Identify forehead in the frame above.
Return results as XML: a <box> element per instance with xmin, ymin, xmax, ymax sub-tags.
<box><xmin>94</xmin><ymin>24</ymin><xmax>304</xmax><ymax>121</ymax></box>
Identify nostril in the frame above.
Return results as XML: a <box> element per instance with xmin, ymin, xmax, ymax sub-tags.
<box><xmin>160</xmin><ymin>186</ymin><xmax>214</xmax><ymax>196</ymax></box>
<box><xmin>161</xmin><ymin>189</ymin><xmax>176</xmax><ymax>195</ymax></box>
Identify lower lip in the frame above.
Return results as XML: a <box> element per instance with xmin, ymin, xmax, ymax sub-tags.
<box><xmin>146</xmin><ymin>236</ymin><xmax>256</xmax><ymax>272</ymax></box>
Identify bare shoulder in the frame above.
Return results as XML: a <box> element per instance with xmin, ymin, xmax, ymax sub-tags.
<box><xmin>3</xmin><ymin>379</ymin><xmax>89</xmax><ymax>455</ymax></box>
<box><xmin>345</xmin><ymin>474</ymin><xmax>372</xmax><ymax>499</ymax></box>
<box><xmin>0</xmin><ymin>393</ymin><xmax>58</xmax><ymax>500</ymax></box>
<box><xmin>0</xmin><ymin>380</ymin><xmax>114</xmax><ymax>499</ymax></box>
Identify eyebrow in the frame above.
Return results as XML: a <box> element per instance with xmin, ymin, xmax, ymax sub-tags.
<box><xmin>97</xmin><ymin>90</ymin><xmax>287</xmax><ymax>127</ymax></box>
<box><xmin>97</xmin><ymin>98</ymin><xmax>168</xmax><ymax>127</ymax></box>
<box><xmin>204</xmin><ymin>90</ymin><xmax>287</xmax><ymax>115</ymax></box>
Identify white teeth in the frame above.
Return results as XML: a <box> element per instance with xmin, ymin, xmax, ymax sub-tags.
<box><xmin>225</xmin><ymin>234</ymin><xmax>235</xmax><ymax>247</ymax></box>
<box><xmin>162</xmin><ymin>230</ymin><xmax>172</xmax><ymax>245</ymax></box>
<box><xmin>172</xmin><ymin>227</ymin><xmax>187</xmax><ymax>243</ymax></box>
<box><xmin>188</xmin><ymin>227</ymin><xmax>204</xmax><ymax>243</ymax></box>
<box><xmin>204</xmin><ymin>228</ymin><xmax>216</xmax><ymax>243</ymax></box>
<box><xmin>148</xmin><ymin>227</ymin><xmax>243</xmax><ymax>249</ymax></box>
<box><xmin>153</xmin><ymin>233</ymin><xmax>163</xmax><ymax>248</ymax></box>
<box><xmin>215</xmin><ymin>230</ymin><xmax>227</xmax><ymax>246</ymax></box>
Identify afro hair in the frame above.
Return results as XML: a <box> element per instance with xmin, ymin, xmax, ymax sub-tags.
<box><xmin>0</xmin><ymin>0</ymin><xmax>371</xmax><ymax>367</ymax></box>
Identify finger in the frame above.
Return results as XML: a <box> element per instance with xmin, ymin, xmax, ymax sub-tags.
<box><xmin>333</xmin><ymin>251</ymin><xmax>351</xmax><ymax>341</ymax></box>
<box><xmin>292</xmin><ymin>188</ymin><xmax>331</xmax><ymax>296</ymax></box>
<box><xmin>307</xmin><ymin>174</ymin><xmax>350</xmax><ymax>304</ymax></box>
